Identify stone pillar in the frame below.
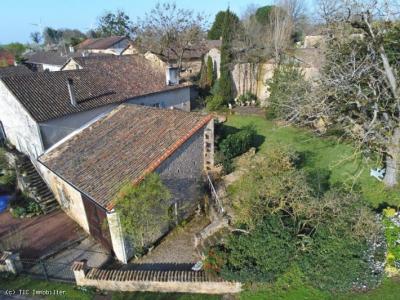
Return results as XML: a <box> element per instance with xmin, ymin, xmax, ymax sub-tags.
<box><xmin>71</xmin><ymin>261</ymin><xmax>87</xmax><ymax>285</ymax></box>
<box><xmin>107</xmin><ymin>209</ymin><xmax>133</xmax><ymax>263</ymax></box>
<box><xmin>204</xmin><ymin>120</ymin><xmax>214</xmax><ymax>171</ymax></box>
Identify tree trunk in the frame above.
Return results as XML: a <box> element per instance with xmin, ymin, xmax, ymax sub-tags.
<box><xmin>384</xmin><ymin>127</ymin><xmax>400</xmax><ymax>187</ymax></box>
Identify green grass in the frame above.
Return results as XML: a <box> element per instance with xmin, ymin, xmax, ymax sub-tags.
<box><xmin>240</xmin><ymin>276</ymin><xmax>400</xmax><ymax>300</ymax></box>
<box><xmin>112</xmin><ymin>292</ymin><xmax>221</xmax><ymax>299</ymax></box>
<box><xmin>225</xmin><ymin>115</ymin><xmax>400</xmax><ymax>208</ymax></box>
<box><xmin>0</xmin><ymin>275</ymin><xmax>95</xmax><ymax>300</ymax></box>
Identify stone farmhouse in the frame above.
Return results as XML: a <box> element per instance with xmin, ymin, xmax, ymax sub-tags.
<box><xmin>37</xmin><ymin>104</ymin><xmax>214</xmax><ymax>262</ymax></box>
<box><xmin>75</xmin><ymin>36</ymin><xmax>131</xmax><ymax>55</ymax></box>
<box><xmin>0</xmin><ymin>55</ymin><xmax>192</xmax><ymax>159</ymax></box>
<box><xmin>144</xmin><ymin>40</ymin><xmax>222</xmax><ymax>79</ymax></box>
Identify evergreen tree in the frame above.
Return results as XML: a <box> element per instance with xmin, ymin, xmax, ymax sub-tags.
<box><xmin>208</xmin><ymin>11</ymin><xmax>240</xmax><ymax>40</ymax></box>
<box><xmin>206</xmin><ymin>56</ymin><xmax>214</xmax><ymax>87</ymax></box>
<box><xmin>217</xmin><ymin>8</ymin><xmax>235</xmax><ymax>104</ymax></box>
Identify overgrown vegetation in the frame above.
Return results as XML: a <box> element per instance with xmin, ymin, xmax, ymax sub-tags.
<box><xmin>115</xmin><ymin>173</ymin><xmax>172</xmax><ymax>255</ymax></box>
<box><xmin>210</xmin><ymin>145</ymin><xmax>384</xmax><ymax>292</ymax></box>
<box><xmin>383</xmin><ymin>208</ymin><xmax>400</xmax><ymax>272</ymax></box>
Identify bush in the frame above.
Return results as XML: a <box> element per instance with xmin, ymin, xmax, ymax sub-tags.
<box><xmin>266</xmin><ymin>63</ymin><xmax>310</xmax><ymax>122</ymax></box>
<box><xmin>299</xmin><ymin>224</ymin><xmax>383</xmax><ymax>292</ymax></box>
<box><xmin>206</xmin><ymin>94</ymin><xmax>227</xmax><ymax>112</ymax></box>
<box><xmin>10</xmin><ymin>193</ymin><xmax>42</xmax><ymax>218</ymax></box>
<box><xmin>383</xmin><ymin>208</ymin><xmax>400</xmax><ymax>269</ymax></box>
<box><xmin>219</xmin><ymin>125</ymin><xmax>257</xmax><ymax>160</ymax></box>
<box><xmin>216</xmin><ymin>149</ymin><xmax>384</xmax><ymax>291</ymax></box>
<box><xmin>219</xmin><ymin>214</ymin><xmax>297</xmax><ymax>282</ymax></box>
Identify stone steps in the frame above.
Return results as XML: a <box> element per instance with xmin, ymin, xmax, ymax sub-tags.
<box><xmin>16</xmin><ymin>155</ymin><xmax>59</xmax><ymax>214</ymax></box>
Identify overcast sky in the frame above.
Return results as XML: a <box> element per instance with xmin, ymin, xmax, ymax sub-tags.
<box><xmin>0</xmin><ymin>0</ymin><xmax>315</xmax><ymax>44</ymax></box>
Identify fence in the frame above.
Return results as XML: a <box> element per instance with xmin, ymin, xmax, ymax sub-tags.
<box><xmin>0</xmin><ymin>251</ymin><xmax>75</xmax><ymax>283</ymax></box>
<box><xmin>206</xmin><ymin>173</ymin><xmax>225</xmax><ymax>215</ymax></box>
<box><xmin>72</xmin><ymin>261</ymin><xmax>241</xmax><ymax>294</ymax></box>
<box><xmin>19</xmin><ymin>258</ymin><xmax>75</xmax><ymax>283</ymax></box>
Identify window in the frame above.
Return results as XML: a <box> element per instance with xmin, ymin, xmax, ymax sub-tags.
<box><xmin>152</xmin><ymin>103</ymin><xmax>161</xmax><ymax>108</ymax></box>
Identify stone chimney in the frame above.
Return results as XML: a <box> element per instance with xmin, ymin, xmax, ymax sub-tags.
<box><xmin>166</xmin><ymin>66</ymin><xmax>179</xmax><ymax>86</ymax></box>
<box><xmin>69</xmin><ymin>45</ymin><xmax>75</xmax><ymax>53</ymax></box>
<box><xmin>67</xmin><ymin>78</ymin><xmax>77</xmax><ymax>106</ymax></box>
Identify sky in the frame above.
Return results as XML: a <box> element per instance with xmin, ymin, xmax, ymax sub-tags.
<box><xmin>0</xmin><ymin>0</ymin><xmax>314</xmax><ymax>44</ymax></box>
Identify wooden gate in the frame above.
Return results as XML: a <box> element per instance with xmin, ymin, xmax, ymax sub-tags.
<box><xmin>82</xmin><ymin>194</ymin><xmax>113</xmax><ymax>253</ymax></box>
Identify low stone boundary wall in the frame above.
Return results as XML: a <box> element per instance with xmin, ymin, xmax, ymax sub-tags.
<box><xmin>72</xmin><ymin>261</ymin><xmax>241</xmax><ymax>294</ymax></box>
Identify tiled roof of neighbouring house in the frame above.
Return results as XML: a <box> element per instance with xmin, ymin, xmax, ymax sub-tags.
<box><xmin>0</xmin><ymin>65</ymin><xmax>32</xmax><ymax>77</ymax></box>
<box><xmin>1</xmin><ymin>55</ymin><xmax>189</xmax><ymax>122</ymax></box>
<box><xmin>76</xmin><ymin>36</ymin><xmax>128</xmax><ymax>50</ymax></box>
<box><xmin>39</xmin><ymin>104</ymin><xmax>212</xmax><ymax>209</ymax></box>
<box><xmin>24</xmin><ymin>50</ymin><xmax>111</xmax><ymax>66</ymax></box>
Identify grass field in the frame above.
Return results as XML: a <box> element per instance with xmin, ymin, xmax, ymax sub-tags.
<box><xmin>225</xmin><ymin>115</ymin><xmax>400</xmax><ymax>208</ymax></box>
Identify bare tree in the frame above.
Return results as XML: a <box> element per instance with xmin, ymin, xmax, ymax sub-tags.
<box><xmin>136</xmin><ymin>2</ymin><xmax>207</xmax><ymax>70</ymax></box>
<box><xmin>304</xmin><ymin>0</ymin><xmax>400</xmax><ymax>186</ymax></box>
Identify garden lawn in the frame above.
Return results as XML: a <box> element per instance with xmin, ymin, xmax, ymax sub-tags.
<box><xmin>0</xmin><ymin>275</ymin><xmax>95</xmax><ymax>300</ymax></box>
<box><xmin>225</xmin><ymin>115</ymin><xmax>400</xmax><ymax>208</ymax></box>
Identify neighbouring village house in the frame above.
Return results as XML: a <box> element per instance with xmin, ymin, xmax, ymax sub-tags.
<box><xmin>144</xmin><ymin>40</ymin><xmax>222</xmax><ymax>79</ymax></box>
<box><xmin>75</xmin><ymin>36</ymin><xmax>131</xmax><ymax>55</ymax></box>
<box><xmin>23</xmin><ymin>36</ymin><xmax>130</xmax><ymax>71</ymax></box>
<box><xmin>37</xmin><ymin>104</ymin><xmax>214</xmax><ymax>262</ymax></box>
<box><xmin>0</xmin><ymin>54</ymin><xmax>192</xmax><ymax>158</ymax></box>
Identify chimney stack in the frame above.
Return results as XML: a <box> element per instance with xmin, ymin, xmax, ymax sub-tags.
<box><xmin>166</xmin><ymin>66</ymin><xmax>179</xmax><ymax>86</ymax></box>
<box><xmin>67</xmin><ymin>78</ymin><xmax>77</xmax><ymax>106</ymax></box>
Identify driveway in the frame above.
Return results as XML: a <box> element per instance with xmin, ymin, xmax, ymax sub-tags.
<box><xmin>0</xmin><ymin>209</ymin><xmax>85</xmax><ymax>259</ymax></box>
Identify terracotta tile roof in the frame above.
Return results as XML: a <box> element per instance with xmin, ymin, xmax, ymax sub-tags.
<box><xmin>0</xmin><ymin>65</ymin><xmax>32</xmax><ymax>77</ymax></box>
<box><xmin>76</xmin><ymin>36</ymin><xmax>129</xmax><ymax>50</ymax></box>
<box><xmin>24</xmin><ymin>50</ymin><xmax>111</xmax><ymax>66</ymax></box>
<box><xmin>1</xmin><ymin>55</ymin><xmax>189</xmax><ymax>122</ymax></box>
<box><xmin>39</xmin><ymin>104</ymin><xmax>212</xmax><ymax>209</ymax></box>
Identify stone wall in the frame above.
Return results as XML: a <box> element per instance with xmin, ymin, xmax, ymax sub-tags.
<box><xmin>72</xmin><ymin>261</ymin><xmax>242</xmax><ymax>294</ymax></box>
<box><xmin>36</xmin><ymin>162</ymin><xmax>90</xmax><ymax>233</ymax></box>
<box><xmin>127</xmin><ymin>87</ymin><xmax>191</xmax><ymax>112</ymax></box>
<box><xmin>0</xmin><ymin>81</ymin><xmax>44</xmax><ymax>158</ymax></box>
<box><xmin>156</xmin><ymin>128</ymin><xmax>205</xmax><ymax>221</ymax></box>
<box><xmin>232</xmin><ymin>60</ymin><xmax>321</xmax><ymax>106</ymax></box>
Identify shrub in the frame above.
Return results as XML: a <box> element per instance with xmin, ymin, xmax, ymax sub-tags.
<box><xmin>299</xmin><ymin>224</ymin><xmax>383</xmax><ymax>292</ymax></box>
<box><xmin>219</xmin><ymin>125</ymin><xmax>257</xmax><ymax>160</ymax></box>
<box><xmin>219</xmin><ymin>214</ymin><xmax>297</xmax><ymax>282</ymax></box>
<box><xmin>217</xmin><ymin>149</ymin><xmax>384</xmax><ymax>291</ymax></box>
<box><xmin>383</xmin><ymin>211</ymin><xmax>400</xmax><ymax>269</ymax></box>
<box><xmin>266</xmin><ymin>63</ymin><xmax>310</xmax><ymax>122</ymax></box>
<box><xmin>10</xmin><ymin>194</ymin><xmax>42</xmax><ymax>218</ymax></box>
<box><xmin>206</xmin><ymin>94</ymin><xmax>227</xmax><ymax>112</ymax></box>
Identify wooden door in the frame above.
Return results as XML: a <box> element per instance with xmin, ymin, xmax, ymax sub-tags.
<box><xmin>82</xmin><ymin>194</ymin><xmax>113</xmax><ymax>253</ymax></box>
